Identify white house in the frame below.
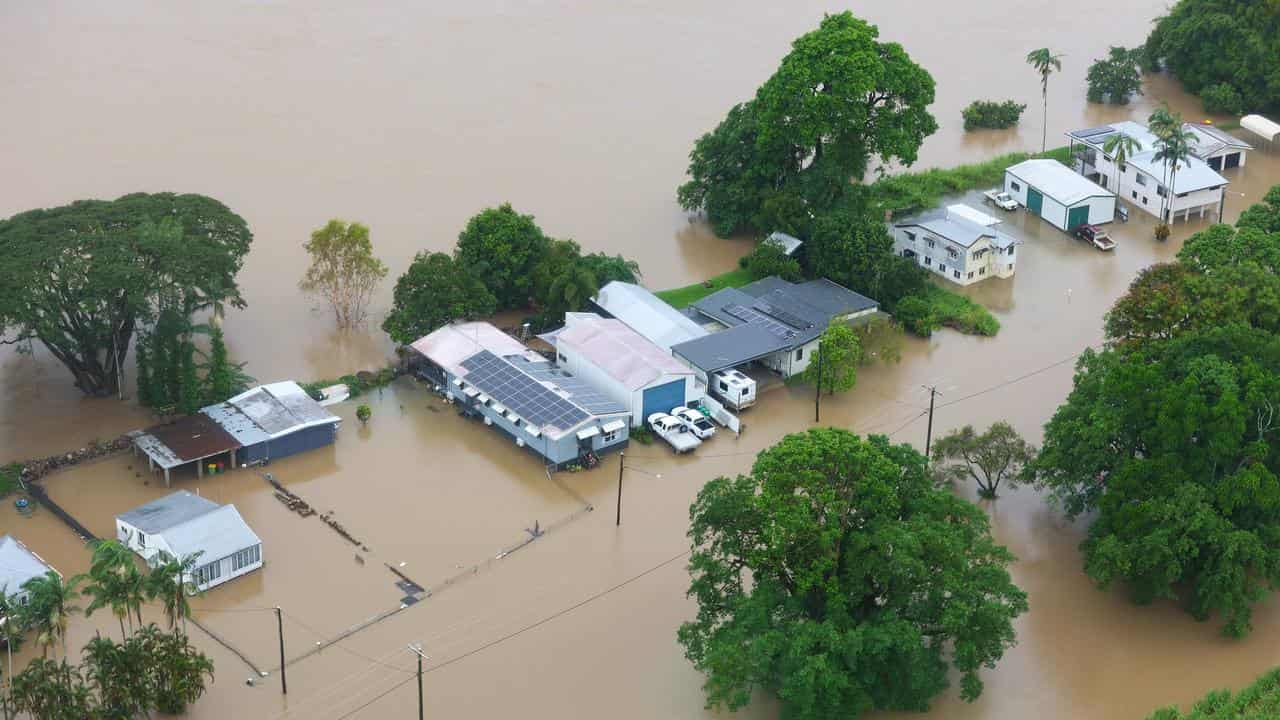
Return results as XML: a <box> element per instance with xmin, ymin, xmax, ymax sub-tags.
<box><xmin>1066</xmin><ymin>121</ymin><xmax>1232</xmax><ymax>223</ymax></box>
<box><xmin>1004</xmin><ymin>159</ymin><xmax>1117</xmax><ymax>232</ymax></box>
<box><xmin>543</xmin><ymin>312</ymin><xmax>702</xmax><ymax>427</ymax></box>
<box><xmin>0</xmin><ymin>536</ymin><xmax>56</xmax><ymax>607</ymax></box>
<box><xmin>116</xmin><ymin>491</ymin><xmax>262</xmax><ymax>593</ymax></box>
<box><xmin>893</xmin><ymin>204</ymin><xmax>1018</xmax><ymax>286</ymax></box>
<box><xmin>1184</xmin><ymin>123</ymin><xmax>1252</xmax><ymax>171</ymax></box>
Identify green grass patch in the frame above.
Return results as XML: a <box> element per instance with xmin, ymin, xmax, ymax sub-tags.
<box><xmin>868</xmin><ymin>146</ymin><xmax>1071</xmax><ymax>220</ymax></box>
<box><xmin>916</xmin><ymin>284</ymin><xmax>1000</xmax><ymax>336</ymax></box>
<box><xmin>1215</xmin><ymin>119</ymin><xmax>1241</xmax><ymax>131</ymax></box>
<box><xmin>655</xmin><ymin>267</ymin><xmax>754</xmax><ymax>309</ymax></box>
<box><xmin>0</xmin><ymin>463</ymin><xmax>22</xmax><ymax>497</ymax></box>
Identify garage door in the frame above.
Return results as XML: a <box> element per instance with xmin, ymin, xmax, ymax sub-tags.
<box><xmin>1225</xmin><ymin>152</ymin><xmax>1241</xmax><ymax>169</ymax></box>
<box><xmin>1208</xmin><ymin>156</ymin><xmax>1223</xmax><ymax>171</ymax></box>
<box><xmin>1027</xmin><ymin>187</ymin><xmax>1044</xmax><ymax>215</ymax></box>
<box><xmin>642</xmin><ymin>380</ymin><xmax>686</xmax><ymax>421</ymax></box>
<box><xmin>1066</xmin><ymin>205</ymin><xmax>1090</xmax><ymax>230</ymax></box>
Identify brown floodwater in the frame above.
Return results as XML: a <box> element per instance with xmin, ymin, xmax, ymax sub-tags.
<box><xmin>3</xmin><ymin>2</ymin><xmax>1280</xmax><ymax>719</ymax></box>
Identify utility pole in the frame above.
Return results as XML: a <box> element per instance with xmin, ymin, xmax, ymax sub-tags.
<box><xmin>922</xmin><ymin>385</ymin><xmax>940</xmax><ymax>457</ymax></box>
<box><xmin>813</xmin><ymin>339</ymin><xmax>825</xmax><ymax>423</ymax></box>
<box><xmin>275</xmin><ymin>607</ymin><xmax>287</xmax><ymax>695</ymax></box>
<box><xmin>616</xmin><ymin>452</ymin><xmax>624</xmax><ymax>527</ymax></box>
<box><xmin>407</xmin><ymin>644</ymin><xmax>429</xmax><ymax>720</ymax></box>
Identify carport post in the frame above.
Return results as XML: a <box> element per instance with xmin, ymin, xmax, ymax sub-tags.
<box><xmin>616</xmin><ymin>452</ymin><xmax>624</xmax><ymax>527</ymax></box>
<box><xmin>275</xmin><ymin>607</ymin><xmax>287</xmax><ymax>695</ymax></box>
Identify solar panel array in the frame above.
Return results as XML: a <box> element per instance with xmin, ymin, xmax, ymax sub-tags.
<box><xmin>460</xmin><ymin>351</ymin><xmax>589</xmax><ymax>430</ymax></box>
<box><xmin>517</xmin><ymin>360</ymin><xmax>626</xmax><ymax>415</ymax></box>
<box><xmin>1074</xmin><ymin>125</ymin><xmax>1116</xmax><ymax>140</ymax></box>
<box><xmin>723</xmin><ymin>303</ymin><xmax>799</xmax><ymax>341</ymax></box>
<box><xmin>753</xmin><ymin>300</ymin><xmax>813</xmax><ymax>331</ymax></box>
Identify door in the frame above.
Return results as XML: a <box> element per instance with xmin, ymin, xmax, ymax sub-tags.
<box><xmin>1027</xmin><ymin>187</ymin><xmax>1044</xmax><ymax>215</ymax></box>
<box><xmin>642</xmin><ymin>379</ymin><xmax>686</xmax><ymax>420</ymax></box>
<box><xmin>1225</xmin><ymin>152</ymin><xmax>1241</xmax><ymax>169</ymax></box>
<box><xmin>1066</xmin><ymin>205</ymin><xmax>1090</xmax><ymax>230</ymax></box>
<box><xmin>1208</xmin><ymin>156</ymin><xmax>1223</xmax><ymax>171</ymax></box>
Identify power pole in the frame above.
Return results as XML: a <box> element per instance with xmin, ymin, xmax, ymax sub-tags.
<box><xmin>813</xmin><ymin>339</ymin><xmax>825</xmax><ymax>423</ymax></box>
<box><xmin>275</xmin><ymin>607</ymin><xmax>287</xmax><ymax>695</ymax></box>
<box><xmin>408</xmin><ymin>644</ymin><xmax>429</xmax><ymax>720</ymax></box>
<box><xmin>616</xmin><ymin>452</ymin><xmax>624</xmax><ymax>527</ymax></box>
<box><xmin>922</xmin><ymin>385</ymin><xmax>940</xmax><ymax>457</ymax></box>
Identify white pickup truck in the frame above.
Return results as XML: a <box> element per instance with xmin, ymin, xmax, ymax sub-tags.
<box><xmin>647</xmin><ymin>413</ymin><xmax>702</xmax><ymax>454</ymax></box>
<box><xmin>983</xmin><ymin>188</ymin><xmax>1018</xmax><ymax>211</ymax></box>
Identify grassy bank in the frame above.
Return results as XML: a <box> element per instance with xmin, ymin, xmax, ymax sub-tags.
<box><xmin>1145</xmin><ymin>666</ymin><xmax>1280</xmax><ymax>718</ymax></box>
<box><xmin>655</xmin><ymin>267</ymin><xmax>754</xmax><ymax>308</ymax></box>
<box><xmin>869</xmin><ymin>145</ymin><xmax>1072</xmax><ymax>219</ymax></box>
<box><xmin>917</xmin><ymin>284</ymin><xmax>1000</xmax><ymax>336</ymax></box>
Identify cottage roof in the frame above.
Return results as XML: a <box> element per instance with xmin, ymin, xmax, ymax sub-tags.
<box><xmin>592</xmin><ymin>282</ymin><xmax>708</xmax><ymax>350</ymax></box>
<box><xmin>1184</xmin><ymin>123</ymin><xmax>1253</xmax><ymax>158</ymax></box>
<box><xmin>131</xmin><ymin>414</ymin><xmax>241</xmax><ymax>470</ymax></box>
<box><xmin>225</xmin><ymin>381</ymin><xmax>340</xmax><ymax>439</ymax></box>
<box><xmin>896</xmin><ymin>206</ymin><xmax>1017</xmax><ymax>250</ymax></box>
<box><xmin>0</xmin><ymin>536</ymin><xmax>54</xmax><ymax>596</ymax></box>
<box><xmin>160</xmin><ymin>505</ymin><xmax>261</xmax><ymax>564</ymax></box>
<box><xmin>118</xmin><ymin>490</ymin><xmax>221</xmax><ymax>534</ymax></box>
<box><xmin>554</xmin><ymin>313</ymin><xmax>693</xmax><ymax>391</ymax></box>
<box><xmin>1006</xmin><ymin>159</ymin><xmax>1115</xmax><ymax>205</ymax></box>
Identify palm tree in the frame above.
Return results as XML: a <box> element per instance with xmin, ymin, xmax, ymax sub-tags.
<box><xmin>1026</xmin><ymin>48</ymin><xmax>1064</xmax><ymax>152</ymax></box>
<box><xmin>83</xmin><ymin>540</ymin><xmax>137</xmax><ymax>640</ymax></box>
<box><xmin>145</xmin><ymin>551</ymin><xmax>202</xmax><ymax>634</ymax></box>
<box><xmin>19</xmin><ymin>571</ymin><xmax>82</xmax><ymax>659</ymax></box>
<box><xmin>1101</xmin><ymin>131</ymin><xmax>1142</xmax><ymax>193</ymax></box>
<box><xmin>1150</xmin><ymin>110</ymin><xmax>1197</xmax><ymax>223</ymax></box>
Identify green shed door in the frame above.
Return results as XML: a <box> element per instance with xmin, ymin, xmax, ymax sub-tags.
<box><xmin>1027</xmin><ymin>187</ymin><xmax>1044</xmax><ymax>215</ymax></box>
<box><xmin>1066</xmin><ymin>205</ymin><xmax>1090</xmax><ymax>229</ymax></box>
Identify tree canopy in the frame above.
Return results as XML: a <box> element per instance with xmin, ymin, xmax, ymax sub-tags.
<box><xmin>680</xmin><ymin>429</ymin><xmax>1027</xmax><ymax>719</ymax></box>
<box><xmin>1145</xmin><ymin>0</ymin><xmax>1280</xmax><ymax>113</ymax></box>
<box><xmin>801</xmin><ymin>322</ymin><xmax>862</xmax><ymax>395</ymax></box>
<box><xmin>678</xmin><ymin>12</ymin><xmax>937</xmax><ymax>237</ymax></box>
<box><xmin>932</xmin><ymin>422</ymin><xmax>1035</xmax><ymax>499</ymax></box>
<box><xmin>742</xmin><ymin>238</ymin><xmax>802</xmax><ymax>281</ymax></box>
<box><xmin>1086</xmin><ymin>46</ymin><xmax>1144</xmax><ymax>105</ymax></box>
<box><xmin>0</xmin><ymin>193</ymin><xmax>252</xmax><ymax>396</ymax></box>
<box><xmin>381</xmin><ymin>252</ymin><xmax>497</xmax><ymax>345</ymax></box>
<box><xmin>454</xmin><ymin>203</ymin><xmax>551</xmax><ymax>309</ymax></box>
<box><xmin>299</xmin><ymin>219</ymin><xmax>388</xmax><ymax>329</ymax></box>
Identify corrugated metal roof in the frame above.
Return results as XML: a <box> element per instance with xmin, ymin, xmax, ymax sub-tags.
<box><xmin>202</xmin><ymin>402</ymin><xmax>270</xmax><ymax>447</ymax></box>
<box><xmin>0</xmin><ymin>536</ymin><xmax>54</xmax><ymax>596</ymax></box>
<box><xmin>672</xmin><ymin>324</ymin><xmax>793</xmax><ymax>373</ymax></box>
<box><xmin>161</xmin><ymin>504</ymin><xmax>261</xmax><ymax>565</ymax></box>
<box><xmin>1241</xmin><ymin>115</ymin><xmax>1280</xmax><ymax>143</ymax></box>
<box><xmin>766</xmin><ymin>232</ymin><xmax>803</xmax><ymax>256</ymax></box>
<box><xmin>225</xmin><ymin>381</ymin><xmax>341</xmax><ymax>440</ymax></box>
<box><xmin>117</xmin><ymin>491</ymin><xmax>221</xmax><ymax>534</ymax></box>
<box><xmin>1006</xmin><ymin>159</ymin><xmax>1115</xmax><ymax>205</ymax></box>
<box><xmin>1185</xmin><ymin>123</ymin><xmax>1253</xmax><ymax>158</ymax></box>
<box><xmin>1125</xmin><ymin>151</ymin><xmax>1228</xmax><ymax>194</ymax></box>
<box><xmin>555</xmin><ymin>313</ymin><xmax>694</xmax><ymax>391</ymax></box>
<box><xmin>136</xmin><ymin>414</ymin><xmax>241</xmax><ymax>469</ymax></box>
<box><xmin>592</xmin><ymin>282</ymin><xmax>708</xmax><ymax>350</ymax></box>
<box><xmin>410</xmin><ymin>322</ymin><xmax>536</xmax><ymax>376</ymax></box>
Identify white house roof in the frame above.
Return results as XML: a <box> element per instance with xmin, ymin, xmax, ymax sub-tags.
<box><xmin>1184</xmin><ymin>123</ymin><xmax>1253</xmax><ymax>157</ymax></box>
<box><xmin>224</xmin><ymin>381</ymin><xmax>341</xmax><ymax>440</ymax></box>
<box><xmin>161</xmin><ymin>504</ymin><xmax>261</xmax><ymax>564</ymax></box>
<box><xmin>592</xmin><ymin>282</ymin><xmax>708</xmax><ymax>350</ymax></box>
<box><xmin>555</xmin><ymin>313</ymin><xmax>694</xmax><ymax>391</ymax></box>
<box><xmin>945</xmin><ymin>204</ymin><xmax>1000</xmax><ymax>228</ymax></box>
<box><xmin>1066</xmin><ymin>120</ymin><xmax>1231</xmax><ymax>192</ymax></box>
<box><xmin>1006</xmin><ymin>159</ymin><xmax>1115</xmax><ymax>205</ymax></box>
<box><xmin>765</xmin><ymin>232</ymin><xmax>803</xmax><ymax>256</ymax></box>
<box><xmin>410</xmin><ymin>322</ymin><xmax>536</xmax><ymax>377</ymax></box>
<box><xmin>0</xmin><ymin>536</ymin><xmax>54</xmax><ymax>596</ymax></box>
<box><xmin>117</xmin><ymin>492</ymin><xmax>260</xmax><ymax>565</ymax></box>
<box><xmin>896</xmin><ymin>206</ymin><xmax>1017</xmax><ymax>250</ymax></box>
<box><xmin>1242</xmin><ymin>115</ymin><xmax>1280</xmax><ymax>143</ymax></box>
<box><xmin>1125</xmin><ymin>150</ymin><xmax>1228</xmax><ymax>194</ymax></box>
<box><xmin>117</xmin><ymin>490</ymin><xmax>221</xmax><ymax>534</ymax></box>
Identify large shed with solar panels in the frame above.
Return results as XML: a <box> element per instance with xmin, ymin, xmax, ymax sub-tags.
<box><xmin>675</xmin><ymin>277</ymin><xmax>879</xmax><ymax>380</ymax></box>
<box><xmin>411</xmin><ymin>322</ymin><xmax>630</xmax><ymax>470</ymax></box>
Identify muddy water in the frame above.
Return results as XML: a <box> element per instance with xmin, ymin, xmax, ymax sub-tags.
<box><xmin>4</xmin><ymin>2</ymin><xmax>1280</xmax><ymax>719</ymax></box>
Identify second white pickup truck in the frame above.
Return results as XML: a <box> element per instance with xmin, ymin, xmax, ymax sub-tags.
<box><xmin>983</xmin><ymin>188</ymin><xmax>1018</xmax><ymax>211</ymax></box>
<box><xmin>648</xmin><ymin>412</ymin><xmax>702</xmax><ymax>454</ymax></box>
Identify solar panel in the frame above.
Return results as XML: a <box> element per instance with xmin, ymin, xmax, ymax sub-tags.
<box><xmin>514</xmin><ymin>359</ymin><xmax>626</xmax><ymax>415</ymax></box>
<box><xmin>722</xmin><ymin>303</ymin><xmax>798</xmax><ymax>341</ymax></box>
<box><xmin>460</xmin><ymin>351</ymin><xmax>589</xmax><ymax>430</ymax></box>
<box><xmin>1075</xmin><ymin>125</ymin><xmax>1116</xmax><ymax>139</ymax></box>
<box><xmin>753</xmin><ymin>300</ymin><xmax>812</xmax><ymax>330</ymax></box>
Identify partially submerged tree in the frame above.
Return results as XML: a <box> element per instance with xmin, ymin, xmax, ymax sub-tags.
<box><xmin>1026</xmin><ymin>48</ymin><xmax>1063</xmax><ymax>152</ymax></box>
<box><xmin>0</xmin><ymin>194</ymin><xmax>252</xmax><ymax>396</ymax></box>
<box><xmin>20</xmin><ymin>571</ymin><xmax>83</xmax><ymax>659</ymax></box>
<box><xmin>381</xmin><ymin>252</ymin><xmax>497</xmax><ymax>345</ymax></box>
<box><xmin>678</xmin><ymin>12</ymin><xmax>937</xmax><ymax>236</ymax></box>
<box><xmin>300</xmin><ymin>219</ymin><xmax>388</xmax><ymax>330</ymax></box>
<box><xmin>454</xmin><ymin>204</ymin><xmax>550</xmax><ymax>309</ymax></box>
<box><xmin>356</xmin><ymin>404</ymin><xmax>372</xmax><ymax>425</ymax></box>
<box><xmin>1086</xmin><ymin>47</ymin><xmax>1144</xmax><ymax>104</ymax></box>
<box><xmin>680</xmin><ymin>429</ymin><xmax>1027</xmax><ymax>718</ymax></box>
<box><xmin>932</xmin><ymin>421</ymin><xmax>1035</xmax><ymax>499</ymax></box>
<box><xmin>801</xmin><ymin>322</ymin><xmax>862</xmax><ymax>395</ymax></box>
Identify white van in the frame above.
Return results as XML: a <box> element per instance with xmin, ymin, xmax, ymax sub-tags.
<box><xmin>711</xmin><ymin>369</ymin><xmax>756</xmax><ymax>410</ymax></box>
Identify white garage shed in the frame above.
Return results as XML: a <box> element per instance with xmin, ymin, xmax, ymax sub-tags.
<box><xmin>1004</xmin><ymin>159</ymin><xmax>1116</xmax><ymax>232</ymax></box>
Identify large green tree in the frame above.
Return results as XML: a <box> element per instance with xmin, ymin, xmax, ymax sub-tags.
<box><xmin>805</xmin><ymin>201</ymin><xmax>925</xmax><ymax>306</ymax></box>
<box><xmin>299</xmin><ymin>219</ymin><xmax>388</xmax><ymax>330</ymax></box>
<box><xmin>801</xmin><ymin>322</ymin><xmax>862</xmax><ymax>395</ymax></box>
<box><xmin>680</xmin><ymin>429</ymin><xmax>1027</xmax><ymax>719</ymax></box>
<box><xmin>1086</xmin><ymin>46</ymin><xmax>1144</xmax><ymax>105</ymax></box>
<box><xmin>0</xmin><ymin>193</ymin><xmax>252</xmax><ymax>396</ymax></box>
<box><xmin>1145</xmin><ymin>0</ymin><xmax>1280</xmax><ymax>113</ymax></box>
<box><xmin>678</xmin><ymin>12</ymin><xmax>937</xmax><ymax>237</ymax></box>
<box><xmin>932</xmin><ymin>422</ymin><xmax>1036</xmax><ymax>499</ymax></box>
<box><xmin>381</xmin><ymin>252</ymin><xmax>498</xmax><ymax>345</ymax></box>
<box><xmin>454</xmin><ymin>204</ymin><xmax>550</xmax><ymax>309</ymax></box>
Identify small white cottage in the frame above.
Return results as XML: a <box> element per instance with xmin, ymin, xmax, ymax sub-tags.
<box><xmin>0</xmin><ymin>535</ymin><xmax>57</xmax><ymax>607</ymax></box>
<box><xmin>116</xmin><ymin>491</ymin><xmax>262</xmax><ymax>593</ymax></box>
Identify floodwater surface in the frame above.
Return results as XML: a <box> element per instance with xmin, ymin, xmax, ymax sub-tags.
<box><xmin>3</xmin><ymin>2</ymin><xmax>1280</xmax><ymax>719</ymax></box>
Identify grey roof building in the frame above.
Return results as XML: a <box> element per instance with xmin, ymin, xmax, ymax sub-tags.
<box><xmin>672</xmin><ymin>277</ymin><xmax>878</xmax><ymax>378</ymax></box>
<box><xmin>116</xmin><ymin>491</ymin><xmax>263</xmax><ymax>593</ymax></box>
<box><xmin>0</xmin><ymin>535</ymin><xmax>56</xmax><ymax>604</ymax></box>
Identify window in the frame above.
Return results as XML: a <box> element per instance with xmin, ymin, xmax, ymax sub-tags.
<box><xmin>602</xmin><ymin>429</ymin><xmax>619</xmax><ymax>443</ymax></box>
<box><xmin>1007</xmin><ymin>246</ymin><xmax>1015</xmax><ymax>255</ymax></box>
<box><xmin>795</xmin><ymin>347</ymin><xmax>804</xmax><ymax>361</ymax></box>
<box><xmin>979</xmin><ymin>267</ymin><xmax>986</xmax><ymax>275</ymax></box>
<box><xmin>196</xmin><ymin>561</ymin><xmax>222</xmax><ymax>586</ymax></box>
<box><xmin>973</xmin><ymin>248</ymin><xmax>988</xmax><ymax>260</ymax></box>
<box><xmin>1136</xmin><ymin>174</ymin><xmax>1147</xmax><ymax>187</ymax></box>
<box><xmin>925</xmin><ymin>238</ymin><xmax>936</xmax><ymax>249</ymax></box>
<box><xmin>967</xmin><ymin>271</ymin><xmax>975</xmax><ymax>279</ymax></box>
<box><xmin>1142</xmin><ymin>196</ymin><xmax>1148</xmax><ymax>205</ymax></box>
<box><xmin>1008</xmin><ymin>264</ymin><xmax>1014</xmax><ymax>272</ymax></box>
<box><xmin>231</xmin><ymin>545</ymin><xmax>261</xmax><ymax>572</ymax></box>
<box><xmin>1156</xmin><ymin>185</ymin><xmax>1167</xmax><ymax>198</ymax></box>
<box><xmin>138</xmin><ymin>532</ymin><xmax>146</xmax><ymax>548</ymax></box>
<box><xmin>1131</xmin><ymin>191</ymin><xmax>1138</xmax><ymax>199</ymax></box>
<box><xmin>924</xmin><ymin>257</ymin><xmax>932</xmax><ymax>266</ymax></box>
<box><xmin>953</xmin><ymin>270</ymin><xmax>961</xmax><ymax>279</ymax></box>
<box><xmin>939</xmin><ymin>264</ymin><xmax>947</xmax><ymax>272</ymax></box>
<box><xmin>947</xmin><ymin>246</ymin><xmax>959</xmax><ymax>259</ymax></box>
<box><xmin>718</xmin><ymin>381</ymin><xmax>728</xmax><ymax>392</ymax></box>
<box><xmin>1011</xmin><ymin>181</ymin><xmax>1021</xmax><ymax>192</ymax></box>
